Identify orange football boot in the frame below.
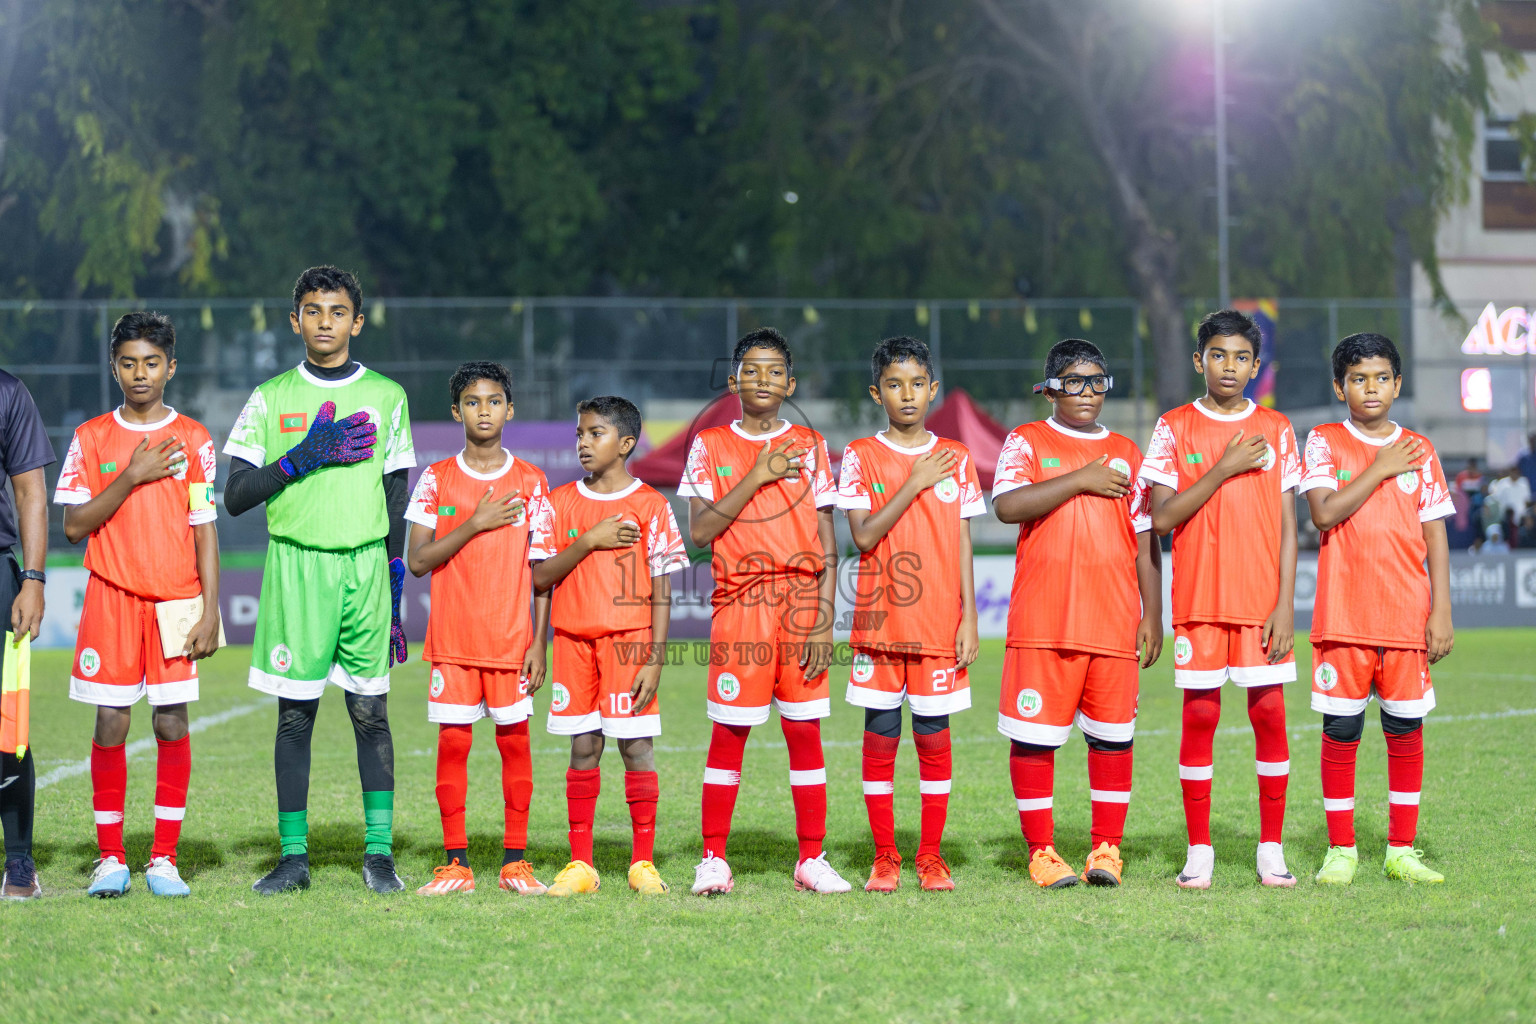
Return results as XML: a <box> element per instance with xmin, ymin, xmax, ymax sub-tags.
<box><xmin>1082</xmin><ymin>842</ymin><xmax>1124</xmax><ymax>886</ymax></box>
<box><xmin>915</xmin><ymin>852</ymin><xmax>955</xmax><ymax>891</ymax></box>
<box><xmin>1028</xmin><ymin>846</ymin><xmax>1080</xmax><ymax>889</ymax></box>
<box><xmin>416</xmin><ymin>859</ymin><xmax>475</xmax><ymax>895</ymax></box>
<box><xmin>864</xmin><ymin>851</ymin><xmax>902</xmax><ymax>893</ymax></box>
<box><xmin>498</xmin><ymin>859</ymin><xmax>547</xmax><ymax>895</ymax></box>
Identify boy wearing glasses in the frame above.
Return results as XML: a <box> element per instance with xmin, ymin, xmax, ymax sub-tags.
<box><xmin>993</xmin><ymin>339</ymin><xmax>1162</xmax><ymax>889</ymax></box>
<box><xmin>1139</xmin><ymin>309</ymin><xmax>1301</xmax><ymax>890</ymax></box>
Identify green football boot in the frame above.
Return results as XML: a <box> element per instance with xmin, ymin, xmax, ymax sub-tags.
<box><xmin>1314</xmin><ymin>845</ymin><xmax>1358</xmax><ymax>885</ymax></box>
<box><xmin>1382</xmin><ymin>846</ymin><xmax>1444</xmax><ymax>884</ymax></box>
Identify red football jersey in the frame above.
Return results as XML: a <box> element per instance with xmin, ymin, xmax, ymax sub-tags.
<box><xmin>993</xmin><ymin>418</ymin><xmax>1152</xmax><ymax>658</ymax></box>
<box><xmin>54</xmin><ymin>408</ymin><xmax>216</xmax><ymax>602</ymax></box>
<box><xmin>1300</xmin><ymin>421</ymin><xmax>1453</xmax><ymax>649</ymax></box>
<box><xmin>529</xmin><ymin>478</ymin><xmax>689</xmax><ymax>639</ymax></box>
<box><xmin>837</xmin><ymin>432</ymin><xmax>986</xmax><ymax>656</ymax></box>
<box><xmin>1140</xmin><ymin>400</ymin><xmax>1301</xmax><ymax>627</ymax></box>
<box><xmin>405</xmin><ymin>450</ymin><xmax>551</xmax><ymax>668</ymax></box>
<box><xmin>677</xmin><ymin>420</ymin><xmax>836</xmax><ymax>608</ymax></box>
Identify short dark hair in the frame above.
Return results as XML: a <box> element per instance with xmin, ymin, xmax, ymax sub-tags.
<box><xmin>1196</xmin><ymin>309</ymin><xmax>1262</xmax><ymax>356</ymax></box>
<box><xmin>110</xmin><ymin>311</ymin><xmax>175</xmax><ymax>357</ymax></box>
<box><xmin>871</xmin><ymin>336</ymin><xmax>934</xmax><ymax>383</ymax></box>
<box><xmin>449</xmin><ymin>361</ymin><xmax>513</xmax><ymax>405</ymax></box>
<box><xmin>292</xmin><ymin>265</ymin><xmax>363</xmax><ymax>314</ymax></box>
<box><xmin>576</xmin><ymin>395</ymin><xmax>642</xmax><ymax>454</ymax></box>
<box><xmin>1331</xmin><ymin>332</ymin><xmax>1401</xmax><ymax>382</ymax></box>
<box><xmin>733</xmin><ymin>327</ymin><xmax>793</xmax><ymax>374</ymax></box>
<box><xmin>1045</xmin><ymin>338</ymin><xmax>1108</xmax><ymax>379</ymax></box>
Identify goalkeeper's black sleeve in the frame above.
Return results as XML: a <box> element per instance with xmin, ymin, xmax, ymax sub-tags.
<box><xmin>225</xmin><ymin>457</ymin><xmax>290</xmax><ymax>517</ymax></box>
<box><xmin>385</xmin><ymin>469</ymin><xmax>408</xmax><ymax>562</ymax></box>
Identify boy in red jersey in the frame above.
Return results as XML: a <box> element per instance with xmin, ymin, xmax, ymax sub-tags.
<box><xmin>1300</xmin><ymin>333</ymin><xmax>1453</xmax><ymax>886</ymax></box>
<box><xmin>1140</xmin><ymin>309</ymin><xmax>1301</xmax><ymax>889</ymax></box>
<box><xmin>993</xmin><ymin>338</ymin><xmax>1162</xmax><ymax>889</ymax></box>
<box><xmin>838</xmin><ymin>337</ymin><xmax>983</xmax><ymax>893</ymax></box>
<box><xmin>54</xmin><ymin>312</ymin><xmax>221</xmax><ymax>898</ymax></box>
<box><xmin>405</xmin><ymin>363</ymin><xmax>551</xmax><ymax>896</ymax></box>
<box><xmin>679</xmin><ymin>328</ymin><xmax>850</xmax><ymax>896</ymax></box>
<box><xmin>529</xmin><ymin>396</ymin><xmax>688</xmax><ymax>898</ymax></box>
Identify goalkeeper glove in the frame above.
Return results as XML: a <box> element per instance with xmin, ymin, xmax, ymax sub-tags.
<box><xmin>388</xmin><ymin>557</ymin><xmax>408</xmax><ymax>667</ymax></box>
<box><xmin>278</xmin><ymin>401</ymin><xmax>376</xmax><ymax>478</ymax></box>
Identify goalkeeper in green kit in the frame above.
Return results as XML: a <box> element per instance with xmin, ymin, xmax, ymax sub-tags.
<box><xmin>224</xmin><ymin>266</ymin><xmax>414</xmax><ymax>894</ymax></box>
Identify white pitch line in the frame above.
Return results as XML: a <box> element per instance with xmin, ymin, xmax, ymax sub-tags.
<box><xmin>35</xmin><ymin>698</ymin><xmax>275</xmax><ymax>790</ymax></box>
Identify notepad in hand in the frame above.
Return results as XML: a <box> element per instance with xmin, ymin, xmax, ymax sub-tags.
<box><xmin>155</xmin><ymin>596</ymin><xmax>226</xmax><ymax>660</ymax></box>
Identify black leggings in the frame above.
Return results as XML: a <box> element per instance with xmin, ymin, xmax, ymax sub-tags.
<box><xmin>274</xmin><ymin>692</ymin><xmax>394</xmax><ymax>812</ymax></box>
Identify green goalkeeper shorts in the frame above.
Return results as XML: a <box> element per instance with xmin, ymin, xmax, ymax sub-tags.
<box><xmin>249</xmin><ymin>538</ymin><xmax>391</xmax><ymax>699</ymax></box>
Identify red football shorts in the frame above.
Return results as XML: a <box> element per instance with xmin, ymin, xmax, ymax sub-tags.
<box><xmin>1310</xmin><ymin>642</ymin><xmax>1434</xmax><ymax>718</ymax></box>
<box><xmin>548</xmin><ymin>627</ymin><xmax>660</xmax><ymax>739</ymax></box>
<box><xmin>69</xmin><ymin>574</ymin><xmax>198</xmax><ymax>707</ymax></box>
<box><xmin>996</xmin><ymin>646</ymin><xmax>1137</xmax><ymax>748</ymax></box>
<box><xmin>846</xmin><ymin>647</ymin><xmax>971</xmax><ymax>716</ymax></box>
<box><xmin>427</xmin><ymin>661</ymin><xmax>532</xmax><ymax>725</ymax></box>
<box><xmin>706</xmin><ymin>575</ymin><xmax>829</xmax><ymax>726</ymax></box>
<box><xmin>1172</xmin><ymin>621</ymin><xmax>1295</xmax><ymax>689</ymax></box>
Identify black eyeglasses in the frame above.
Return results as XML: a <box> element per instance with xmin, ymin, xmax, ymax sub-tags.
<box><xmin>1033</xmin><ymin>374</ymin><xmax>1114</xmax><ymax>395</ymax></box>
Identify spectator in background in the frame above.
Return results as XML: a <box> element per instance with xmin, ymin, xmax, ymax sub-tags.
<box><xmin>1519</xmin><ymin>434</ymin><xmax>1536</xmax><ymax>491</ymax></box>
<box><xmin>1517</xmin><ymin>506</ymin><xmax>1536</xmax><ymax>549</ymax></box>
<box><xmin>1488</xmin><ymin>465</ymin><xmax>1531</xmax><ymax>526</ymax></box>
<box><xmin>1454</xmin><ymin>457</ymin><xmax>1484</xmax><ymax>496</ymax></box>
<box><xmin>1482</xmin><ymin>523</ymin><xmax>1510</xmax><ymax>555</ymax></box>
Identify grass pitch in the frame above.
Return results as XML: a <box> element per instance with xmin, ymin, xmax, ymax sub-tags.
<box><xmin>3</xmin><ymin>633</ymin><xmax>1533</xmax><ymax>1023</ymax></box>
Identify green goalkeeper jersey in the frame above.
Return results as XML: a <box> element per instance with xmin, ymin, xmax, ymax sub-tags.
<box><xmin>224</xmin><ymin>363</ymin><xmax>415</xmax><ymax>550</ymax></box>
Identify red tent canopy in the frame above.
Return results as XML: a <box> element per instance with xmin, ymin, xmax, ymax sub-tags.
<box><xmin>927</xmin><ymin>389</ymin><xmax>1008</xmax><ymax>490</ymax></box>
<box><xmin>631</xmin><ymin>392</ymin><xmax>740</xmax><ymax>487</ymax></box>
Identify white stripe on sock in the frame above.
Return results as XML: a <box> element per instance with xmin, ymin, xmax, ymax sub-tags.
<box><xmin>1015</xmin><ymin>797</ymin><xmax>1052</xmax><ymax>812</ymax></box>
<box><xmin>789</xmin><ymin>768</ymin><xmax>826</xmax><ymax>787</ymax></box>
<box><xmin>862</xmin><ymin>779</ymin><xmax>894</xmax><ymax>795</ymax></box>
<box><xmin>1387</xmin><ymin>790</ymin><xmax>1421</xmax><ymax>806</ymax></box>
<box><xmin>1255</xmin><ymin>759</ymin><xmax>1291</xmax><ymax>777</ymax></box>
<box><xmin>1179</xmin><ymin>764</ymin><xmax>1214</xmax><ymax>781</ymax></box>
<box><xmin>702</xmin><ymin>767</ymin><xmax>741</xmax><ymax>787</ymax></box>
<box><xmin>153</xmin><ymin>805</ymin><xmax>187</xmax><ymax>821</ymax></box>
<box><xmin>1323</xmin><ymin>797</ymin><xmax>1355</xmax><ymax>811</ymax></box>
<box><xmin>918</xmin><ymin>779</ymin><xmax>952</xmax><ymax>795</ymax></box>
<box><xmin>93</xmin><ymin>810</ymin><xmax>123</xmax><ymax>825</ymax></box>
<box><xmin>1089</xmin><ymin>789</ymin><xmax>1131</xmax><ymax>804</ymax></box>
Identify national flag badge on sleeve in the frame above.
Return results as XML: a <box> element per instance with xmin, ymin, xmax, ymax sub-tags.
<box><xmin>279</xmin><ymin>413</ymin><xmax>308</xmax><ymax>433</ymax></box>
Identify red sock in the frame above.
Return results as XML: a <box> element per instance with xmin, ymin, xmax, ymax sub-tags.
<box><xmin>1247</xmin><ymin>685</ymin><xmax>1289</xmax><ymax>844</ymax></box>
<box><xmin>91</xmin><ymin>741</ymin><xmax>127</xmax><ymax>863</ymax></box>
<box><xmin>625</xmin><ymin>770</ymin><xmax>659</xmax><ymax>863</ymax></box>
<box><xmin>435</xmin><ymin>724</ymin><xmax>473</xmax><ymax>854</ymax></box>
<box><xmin>151</xmin><ymin>734</ymin><xmax>191</xmax><ymax>863</ymax></box>
<box><xmin>1320</xmin><ymin>736</ymin><xmax>1358</xmax><ymax>847</ymax></box>
<box><xmin>701</xmin><ymin>722</ymin><xmax>750</xmax><ymax>859</ymax></box>
<box><xmin>781</xmin><ymin>717</ymin><xmax>827</xmax><ymax>861</ymax></box>
<box><xmin>1009</xmin><ymin>744</ymin><xmax>1055</xmax><ymax>856</ymax></box>
<box><xmin>861</xmin><ymin>732</ymin><xmax>899</xmax><ymax>856</ymax></box>
<box><xmin>566</xmin><ymin>767</ymin><xmax>601</xmax><ymax>865</ymax></box>
<box><xmin>1178</xmin><ymin>689</ymin><xmax>1220</xmax><ymax>847</ymax></box>
<box><xmin>1088</xmin><ymin>747</ymin><xmax>1133</xmax><ymax>849</ymax></box>
<box><xmin>1384</xmin><ymin>728</ymin><xmax>1424</xmax><ymax>847</ymax></box>
<box><xmin>494</xmin><ymin>722</ymin><xmax>532</xmax><ymax>853</ymax></box>
<box><xmin>914</xmin><ymin>729</ymin><xmax>952</xmax><ymax>857</ymax></box>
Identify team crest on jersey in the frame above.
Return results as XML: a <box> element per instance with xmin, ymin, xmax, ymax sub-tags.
<box><xmin>851</xmin><ymin>653</ymin><xmax>875</xmax><ymax>683</ymax></box>
<box><xmin>429</xmin><ymin>669</ymin><xmax>446</xmax><ymax>698</ymax></box>
<box><xmin>1109</xmin><ymin>458</ymin><xmax>1131</xmax><ymax>478</ymax></box>
<box><xmin>1173</xmin><ymin>636</ymin><xmax>1193</xmax><ymax>666</ymax></box>
<box><xmin>79</xmin><ymin>648</ymin><xmax>101</xmax><ymax>678</ymax></box>
<box><xmin>1016</xmin><ymin>689</ymin><xmax>1043</xmax><ymax>718</ymax></box>
<box><xmin>1396</xmin><ymin>471</ymin><xmax>1419</xmax><ymax>494</ymax></box>
<box><xmin>550</xmin><ymin>683</ymin><xmax>571</xmax><ymax>713</ymax></box>
<box><xmin>270</xmin><ymin>644</ymin><xmax>294</xmax><ymax>674</ymax></box>
<box><xmin>717</xmin><ymin>673</ymin><xmax>741</xmax><ymax>702</ymax></box>
<box><xmin>1259</xmin><ymin>444</ymin><xmax>1276</xmax><ymax>472</ymax></box>
<box><xmin>933</xmin><ymin>477</ymin><xmax>959</xmax><ymax>503</ymax></box>
<box><xmin>1314</xmin><ymin>662</ymin><xmax>1338</xmax><ymax>692</ymax></box>
<box><xmin>357</xmin><ymin>405</ymin><xmax>382</xmax><ymax>428</ymax></box>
